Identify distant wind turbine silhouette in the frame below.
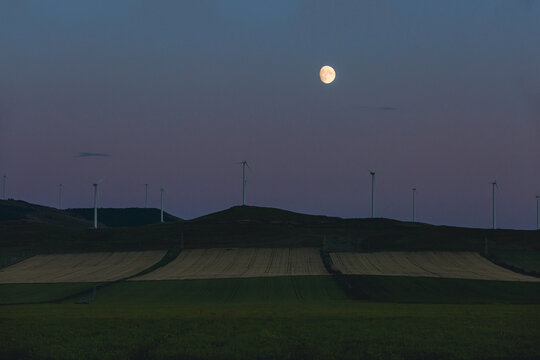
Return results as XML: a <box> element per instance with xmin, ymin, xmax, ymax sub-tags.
<box><xmin>160</xmin><ymin>187</ymin><xmax>165</xmax><ymax>223</ymax></box>
<box><xmin>58</xmin><ymin>184</ymin><xmax>63</xmax><ymax>209</ymax></box>
<box><xmin>145</xmin><ymin>184</ymin><xmax>148</xmax><ymax>208</ymax></box>
<box><xmin>412</xmin><ymin>187</ymin><xmax>417</xmax><ymax>222</ymax></box>
<box><xmin>491</xmin><ymin>181</ymin><xmax>499</xmax><ymax>229</ymax></box>
<box><xmin>238</xmin><ymin>161</ymin><xmax>250</xmax><ymax>206</ymax></box>
<box><xmin>369</xmin><ymin>171</ymin><xmax>376</xmax><ymax>218</ymax></box>
<box><xmin>536</xmin><ymin>195</ymin><xmax>540</xmax><ymax>230</ymax></box>
<box><xmin>92</xmin><ymin>179</ymin><xmax>104</xmax><ymax>229</ymax></box>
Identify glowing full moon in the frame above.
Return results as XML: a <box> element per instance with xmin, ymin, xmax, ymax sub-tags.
<box><xmin>319</xmin><ymin>65</ymin><xmax>336</xmax><ymax>84</ymax></box>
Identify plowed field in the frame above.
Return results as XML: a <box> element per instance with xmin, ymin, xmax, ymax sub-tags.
<box><xmin>330</xmin><ymin>251</ymin><xmax>539</xmax><ymax>282</ymax></box>
<box><xmin>0</xmin><ymin>251</ymin><xmax>165</xmax><ymax>283</ymax></box>
<box><xmin>135</xmin><ymin>248</ymin><xmax>328</xmax><ymax>280</ymax></box>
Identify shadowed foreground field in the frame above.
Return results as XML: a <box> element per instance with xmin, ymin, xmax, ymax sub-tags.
<box><xmin>338</xmin><ymin>275</ymin><xmax>540</xmax><ymax>303</ymax></box>
<box><xmin>0</xmin><ymin>282</ymin><xmax>100</xmax><ymax>304</ymax></box>
<box><xmin>490</xmin><ymin>250</ymin><xmax>540</xmax><ymax>274</ymax></box>
<box><xmin>1</xmin><ymin>277</ymin><xmax>540</xmax><ymax>360</ymax></box>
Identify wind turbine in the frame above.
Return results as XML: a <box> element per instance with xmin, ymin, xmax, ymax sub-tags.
<box><xmin>491</xmin><ymin>181</ymin><xmax>499</xmax><ymax>229</ymax></box>
<box><xmin>2</xmin><ymin>174</ymin><xmax>6</xmax><ymax>200</ymax></box>
<box><xmin>92</xmin><ymin>179</ymin><xmax>103</xmax><ymax>229</ymax></box>
<box><xmin>58</xmin><ymin>184</ymin><xmax>63</xmax><ymax>209</ymax></box>
<box><xmin>412</xmin><ymin>187</ymin><xmax>417</xmax><ymax>222</ymax></box>
<box><xmin>145</xmin><ymin>184</ymin><xmax>148</xmax><ymax>208</ymax></box>
<box><xmin>160</xmin><ymin>187</ymin><xmax>165</xmax><ymax>223</ymax></box>
<box><xmin>536</xmin><ymin>195</ymin><xmax>540</xmax><ymax>230</ymax></box>
<box><xmin>369</xmin><ymin>171</ymin><xmax>375</xmax><ymax>218</ymax></box>
<box><xmin>238</xmin><ymin>161</ymin><xmax>250</xmax><ymax>206</ymax></box>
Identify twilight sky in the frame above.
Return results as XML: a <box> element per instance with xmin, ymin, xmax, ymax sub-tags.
<box><xmin>1</xmin><ymin>1</ymin><xmax>539</xmax><ymax>229</ymax></box>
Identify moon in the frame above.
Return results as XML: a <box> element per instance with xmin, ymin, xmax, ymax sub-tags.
<box><xmin>319</xmin><ymin>65</ymin><xmax>336</xmax><ymax>84</ymax></box>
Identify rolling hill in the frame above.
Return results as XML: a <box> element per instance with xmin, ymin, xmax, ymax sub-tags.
<box><xmin>0</xmin><ymin>200</ymin><xmax>93</xmax><ymax>228</ymax></box>
<box><xmin>1</xmin><ymin>200</ymin><xmax>539</xmax><ymax>258</ymax></box>
<box><xmin>65</xmin><ymin>207</ymin><xmax>181</xmax><ymax>227</ymax></box>
<box><xmin>192</xmin><ymin>205</ymin><xmax>341</xmax><ymax>224</ymax></box>
<box><xmin>0</xmin><ymin>200</ymin><xmax>181</xmax><ymax>228</ymax></box>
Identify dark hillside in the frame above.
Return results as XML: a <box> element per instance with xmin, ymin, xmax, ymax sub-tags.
<box><xmin>0</xmin><ymin>200</ymin><xmax>181</xmax><ymax>228</ymax></box>
<box><xmin>66</xmin><ymin>208</ymin><xmax>181</xmax><ymax>227</ymax></box>
<box><xmin>0</xmin><ymin>200</ymin><xmax>92</xmax><ymax>228</ymax></box>
<box><xmin>0</xmin><ymin>201</ymin><xmax>539</xmax><ymax>254</ymax></box>
<box><xmin>192</xmin><ymin>205</ymin><xmax>340</xmax><ymax>224</ymax></box>
<box><xmin>325</xmin><ymin>221</ymin><xmax>540</xmax><ymax>252</ymax></box>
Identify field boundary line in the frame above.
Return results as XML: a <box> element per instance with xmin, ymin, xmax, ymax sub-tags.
<box><xmin>0</xmin><ymin>252</ymin><xmax>35</xmax><ymax>270</ymax></box>
<box><xmin>0</xmin><ymin>247</ymin><xmax>182</xmax><ymax>306</ymax></box>
<box><xmin>320</xmin><ymin>249</ymin><xmax>364</xmax><ymax>300</ymax></box>
<box><xmin>484</xmin><ymin>254</ymin><xmax>540</xmax><ymax>279</ymax></box>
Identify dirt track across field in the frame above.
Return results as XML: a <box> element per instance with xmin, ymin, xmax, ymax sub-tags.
<box><xmin>134</xmin><ymin>248</ymin><xmax>329</xmax><ymax>280</ymax></box>
<box><xmin>0</xmin><ymin>251</ymin><xmax>165</xmax><ymax>283</ymax></box>
<box><xmin>330</xmin><ymin>251</ymin><xmax>539</xmax><ymax>282</ymax></box>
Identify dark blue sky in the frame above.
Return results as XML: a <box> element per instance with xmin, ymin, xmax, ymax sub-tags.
<box><xmin>1</xmin><ymin>1</ymin><xmax>539</xmax><ymax>229</ymax></box>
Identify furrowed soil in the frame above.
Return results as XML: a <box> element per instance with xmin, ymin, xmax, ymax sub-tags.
<box><xmin>134</xmin><ymin>247</ymin><xmax>328</xmax><ymax>280</ymax></box>
<box><xmin>330</xmin><ymin>251</ymin><xmax>540</xmax><ymax>281</ymax></box>
<box><xmin>0</xmin><ymin>251</ymin><xmax>165</xmax><ymax>283</ymax></box>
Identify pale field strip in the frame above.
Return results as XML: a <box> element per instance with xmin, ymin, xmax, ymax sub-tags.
<box><xmin>0</xmin><ymin>251</ymin><xmax>165</xmax><ymax>284</ymax></box>
<box><xmin>330</xmin><ymin>251</ymin><xmax>540</xmax><ymax>282</ymax></box>
<box><xmin>134</xmin><ymin>248</ymin><xmax>329</xmax><ymax>280</ymax></box>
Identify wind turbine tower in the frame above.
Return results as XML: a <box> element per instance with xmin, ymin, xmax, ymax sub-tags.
<box><xmin>412</xmin><ymin>187</ymin><xmax>416</xmax><ymax>222</ymax></box>
<box><xmin>370</xmin><ymin>171</ymin><xmax>375</xmax><ymax>218</ymax></box>
<box><xmin>160</xmin><ymin>187</ymin><xmax>164</xmax><ymax>223</ymax></box>
<box><xmin>58</xmin><ymin>184</ymin><xmax>63</xmax><ymax>209</ymax></box>
<box><xmin>145</xmin><ymin>184</ymin><xmax>148</xmax><ymax>208</ymax></box>
<box><xmin>93</xmin><ymin>183</ymin><xmax>98</xmax><ymax>229</ymax></box>
<box><xmin>536</xmin><ymin>195</ymin><xmax>540</xmax><ymax>230</ymax></box>
<box><xmin>239</xmin><ymin>161</ymin><xmax>249</xmax><ymax>206</ymax></box>
<box><xmin>491</xmin><ymin>181</ymin><xmax>498</xmax><ymax>229</ymax></box>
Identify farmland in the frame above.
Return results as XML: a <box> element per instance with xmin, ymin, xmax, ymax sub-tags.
<box><xmin>490</xmin><ymin>250</ymin><xmax>540</xmax><ymax>274</ymax></box>
<box><xmin>330</xmin><ymin>251</ymin><xmax>539</xmax><ymax>281</ymax></box>
<box><xmin>0</xmin><ymin>282</ymin><xmax>100</xmax><ymax>304</ymax></box>
<box><xmin>0</xmin><ymin>251</ymin><xmax>166</xmax><ymax>283</ymax></box>
<box><xmin>135</xmin><ymin>247</ymin><xmax>328</xmax><ymax>280</ymax></box>
<box><xmin>2</xmin><ymin>202</ymin><xmax>540</xmax><ymax>359</ymax></box>
<box><xmin>1</xmin><ymin>277</ymin><xmax>540</xmax><ymax>360</ymax></box>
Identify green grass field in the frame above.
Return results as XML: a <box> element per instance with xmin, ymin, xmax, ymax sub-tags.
<box><xmin>3</xmin><ymin>302</ymin><xmax>540</xmax><ymax>360</ymax></box>
<box><xmin>337</xmin><ymin>275</ymin><xmax>540</xmax><ymax>303</ymax></box>
<box><xmin>0</xmin><ymin>282</ymin><xmax>100</xmax><ymax>304</ymax></box>
<box><xmin>0</xmin><ymin>251</ymin><xmax>34</xmax><ymax>269</ymax></box>
<box><xmin>1</xmin><ymin>277</ymin><xmax>540</xmax><ymax>360</ymax></box>
<box><xmin>94</xmin><ymin>276</ymin><xmax>344</xmax><ymax>305</ymax></box>
<box><xmin>490</xmin><ymin>250</ymin><xmax>540</xmax><ymax>273</ymax></box>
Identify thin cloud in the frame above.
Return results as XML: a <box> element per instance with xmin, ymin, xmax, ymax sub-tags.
<box><xmin>358</xmin><ymin>105</ymin><xmax>397</xmax><ymax>111</ymax></box>
<box><xmin>76</xmin><ymin>152</ymin><xmax>111</xmax><ymax>158</ymax></box>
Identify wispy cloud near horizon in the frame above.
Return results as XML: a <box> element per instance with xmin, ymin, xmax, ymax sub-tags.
<box><xmin>358</xmin><ymin>106</ymin><xmax>397</xmax><ymax>111</ymax></box>
<box><xmin>75</xmin><ymin>152</ymin><xmax>111</xmax><ymax>158</ymax></box>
